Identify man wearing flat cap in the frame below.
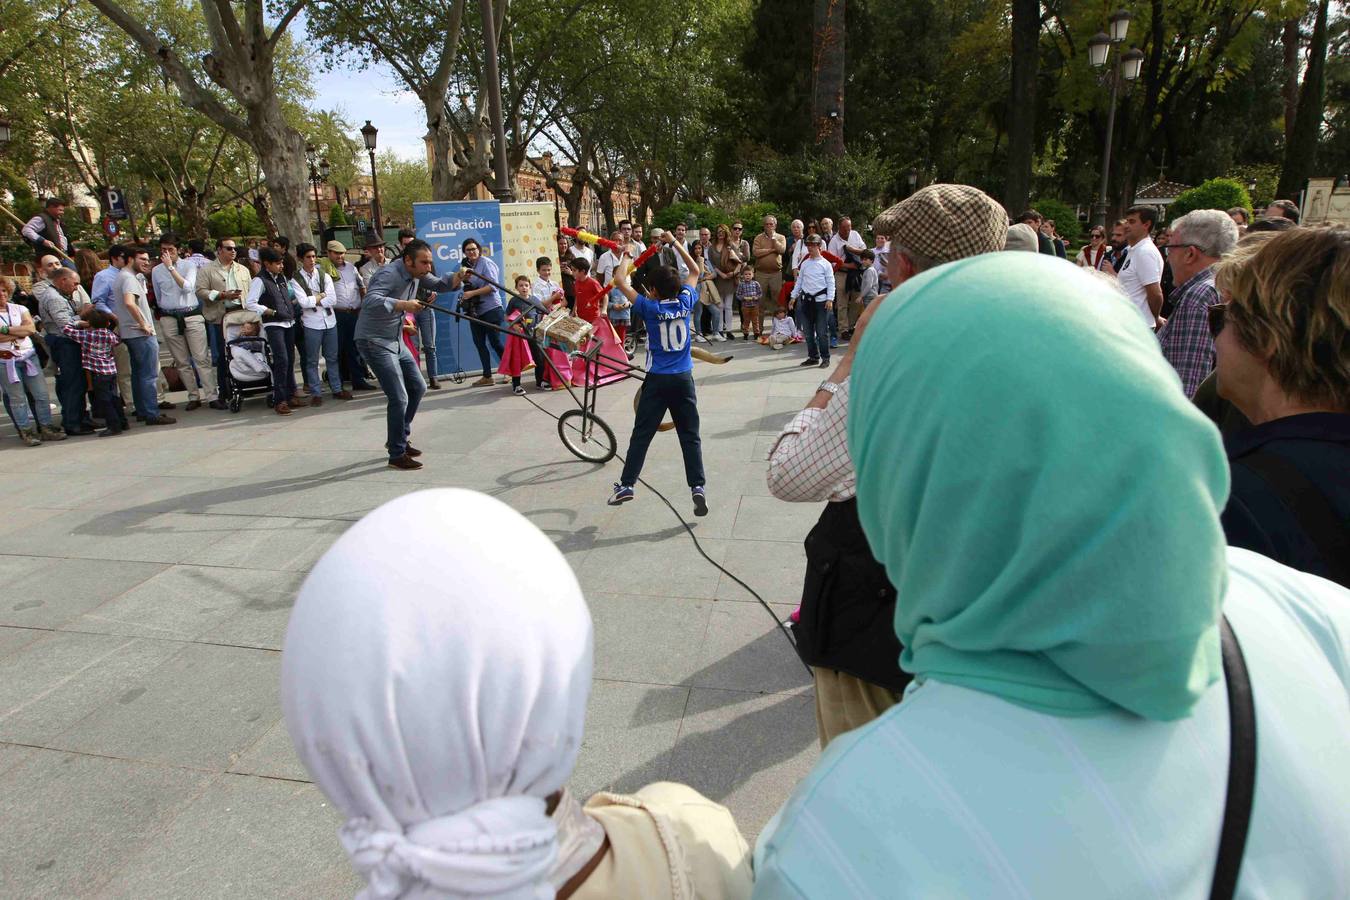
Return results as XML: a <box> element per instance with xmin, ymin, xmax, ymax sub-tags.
<box><xmin>767</xmin><ymin>183</ymin><xmax>1009</xmax><ymax>749</ymax></box>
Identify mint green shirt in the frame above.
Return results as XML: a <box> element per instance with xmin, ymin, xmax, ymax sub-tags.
<box><xmin>753</xmin><ymin>549</ymin><xmax>1350</xmax><ymax>899</ymax></box>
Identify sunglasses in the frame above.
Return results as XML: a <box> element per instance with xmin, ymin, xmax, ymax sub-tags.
<box><xmin>220</xmin><ymin>245</ymin><xmax>237</xmax><ymax>251</ymax></box>
<box><xmin>1207</xmin><ymin>303</ymin><xmax>1227</xmax><ymax>338</ymax></box>
<box><xmin>732</xmin><ymin>226</ymin><xmax>743</xmax><ymax>231</ymax></box>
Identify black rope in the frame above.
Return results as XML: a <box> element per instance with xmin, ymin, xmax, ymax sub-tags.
<box><xmin>519</xmin><ymin>391</ymin><xmax>806</xmax><ymax>674</ymax></box>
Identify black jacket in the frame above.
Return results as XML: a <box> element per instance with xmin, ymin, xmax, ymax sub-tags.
<box><xmin>1222</xmin><ymin>412</ymin><xmax>1350</xmax><ymax>587</ymax></box>
<box><xmin>792</xmin><ymin>498</ymin><xmax>912</xmax><ymax>693</ymax></box>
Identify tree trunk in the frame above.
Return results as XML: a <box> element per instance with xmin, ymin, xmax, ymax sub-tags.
<box><xmin>1004</xmin><ymin>0</ymin><xmax>1039</xmax><ymax>215</ymax></box>
<box><xmin>1278</xmin><ymin>0</ymin><xmax>1330</xmax><ymax>200</ymax></box>
<box><xmin>1281</xmin><ymin>17</ymin><xmax>1300</xmax><ymax>148</ymax></box>
<box><xmin>811</xmin><ymin>0</ymin><xmax>846</xmax><ymax>156</ymax></box>
<box><xmin>252</xmin><ymin>109</ymin><xmax>310</xmax><ymax>244</ymax></box>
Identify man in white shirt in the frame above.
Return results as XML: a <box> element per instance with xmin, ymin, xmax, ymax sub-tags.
<box><xmin>827</xmin><ymin>217</ymin><xmax>868</xmax><ymax>336</ymax></box>
<box><xmin>789</xmin><ymin>235</ymin><xmax>835</xmax><ymax>368</ymax></box>
<box><xmin>768</xmin><ymin>184</ymin><xmax>1009</xmax><ymax>746</ymax></box>
<box><xmin>293</xmin><ymin>242</ymin><xmax>348</xmax><ymax>403</ymax></box>
<box><xmin>1116</xmin><ymin>205</ymin><xmax>1165</xmax><ymax>329</ymax></box>
<box><xmin>151</xmin><ymin>235</ymin><xmax>221</xmax><ymax>410</ymax></box>
<box><xmin>118</xmin><ymin>247</ymin><xmax>175</xmax><ymax>425</ymax></box>
<box><xmin>323</xmin><ymin>240</ymin><xmax>373</xmax><ymax>390</ymax></box>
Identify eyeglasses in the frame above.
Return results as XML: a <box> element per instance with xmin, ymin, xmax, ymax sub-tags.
<box><xmin>732</xmin><ymin>226</ymin><xmax>743</xmax><ymax>231</ymax></box>
<box><xmin>1091</xmin><ymin>233</ymin><xmax>1104</xmax><ymax>239</ymax></box>
<box><xmin>1169</xmin><ymin>243</ymin><xmax>1204</xmax><ymax>254</ymax></box>
<box><xmin>1207</xmin><ymin>303</ymin><xmax>1227</xmax><ymax>338</ymax></box>
<box><xmin>219</xmin><ymin>245</ymin><xmax>237</xmax><ymax>251</ymax></box>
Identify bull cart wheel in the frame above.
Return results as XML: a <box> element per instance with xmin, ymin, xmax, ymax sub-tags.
<box><xmin>557</xmin><ymin>409</ymin><xmax>617</xmax><ymax>463</ymax></box>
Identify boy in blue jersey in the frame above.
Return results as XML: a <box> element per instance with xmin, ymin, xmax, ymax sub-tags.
<box><xmin>608</xmin><ymin>233</ymin><xmax>708</xmax><ymax>516</ymax></box>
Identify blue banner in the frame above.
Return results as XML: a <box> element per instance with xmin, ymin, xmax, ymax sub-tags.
<box><xmin>413</xmin><ymin>200</ymin><xmax>504</xmax><ymax>376</ymax></box>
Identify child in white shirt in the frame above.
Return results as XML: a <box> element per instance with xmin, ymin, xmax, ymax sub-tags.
<box><xmin>768</xmin><ymin>308</ymin><xmax>803</xmax><ymax>350</ymax></box>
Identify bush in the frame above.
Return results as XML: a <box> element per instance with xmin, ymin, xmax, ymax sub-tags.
<box><xmin>751</xmin><ymin>150</ymin><xmax>889</xmax><ymax>227</ymax></box>
<box><xmin>1167</xmin><ymin>178</ymin><xmax>1252</xmax><ymax>224</ymax></box>
<box><xmin>1029</xmin><ymin>198</ymin><xmax>1083</xmax><ymax>248</ymax></box>
<box><xmin>208</xmin><ymin>205</ymin><xmax>264</xmax><ymax>239</ymax></box>
<box><xmin>733</xmin><ymin>201</ymin><xmax>792</xmax><ymax>231</ymax></box>
<box><xmin>329</xmin><ymin>204</ymin><xmax>349</xmax><ymax>227</ymax></box>
<box><xmin>651</xmin><ymin>201</ymin><xmax>731</xmax><ymax>234</ymax></box>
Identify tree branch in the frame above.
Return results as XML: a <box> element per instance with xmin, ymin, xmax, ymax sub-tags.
<box><xmin>268</xmin><ymin>0</ymin><xmax>309</xmax><ymax>48</ymax></box>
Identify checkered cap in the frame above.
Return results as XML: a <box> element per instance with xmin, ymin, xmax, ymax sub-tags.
<box><xmin>872</xmin><ymin>184</ymin><xmax>1009</xmax><ymax>265</ymax></box>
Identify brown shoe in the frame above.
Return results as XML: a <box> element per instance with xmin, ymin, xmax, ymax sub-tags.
<box><xmin>405</xmin><ymin>445</ymin><xmax>423</xmax><ymax>458</ymax></box>
<box><xmin>158</xmin><ymin>400</ymin><xmax>177</xmax><ymax>410</ymax></box>
<box><xmin>427</xmin><ymin>378</ymin><xmax>442</xmax><ymax>390</ymax></box>
<box><xmin>309</xmin><ymin>395</ymin><xmax>323</xmax><ymax>407</ymax></box>
<box><xmin>387</xmin><ymin>453</ymin><xmax>423</xmax><ymax>470</ymax></box>
<box><xmin>275</xmin><ymin>402</ymin><xmax>292</xmax><ymax>416</ymax></box>
<box><xmin>186</xmin><ymin>399</ymin><xmax>203</xmax><ymax>411</ymax></box>
<box><xmin>289</xmin><ymin>394</ymin><xmax>309</xmax><ymax>407</ymax></box>
<box><xmin>472</xmin><ymin>376</ymin><xmax>493</xmax><ymax>387</ymax></box>
<box><xmin>335</xmin><ymin>390</ymin><xmax>353</xmax><ymax>400</ymax></box>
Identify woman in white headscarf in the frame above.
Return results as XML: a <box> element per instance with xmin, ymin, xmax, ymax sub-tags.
<box><xmin>281</xmin><ymin>489</ymin><xmax>751</xmax><ymax>900</ymax></box>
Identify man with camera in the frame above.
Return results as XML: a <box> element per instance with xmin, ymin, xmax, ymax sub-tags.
<box><xmin>449</xmin><ymin>238</ymin><xmax>506</xmax><ymax>387</ymax></box>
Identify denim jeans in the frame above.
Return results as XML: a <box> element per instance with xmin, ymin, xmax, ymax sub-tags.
<box><xmin>413</xmin><ymin>306</ymin><xmax>437</xmax><ymax>379</ymax></box>
<box><xmin>46</xmin><ymin>333</ymin><xmax>88</xmax><ymax>430</ymax></box>
<box><xmin>303</xmin><ymin>326</ymin><xmax>341</xmax><ymax>395</ymax></box>
<box><xmin>358</xmin><ymin>338</ymin><xmax>425</xmax><ymax>460</ymax></box>
<box><xmin>1</xmin><ymin>361</ymin><xmax>54</xmax><ymax>431</ymax></box>
<box><xmin>620</xmin><ymin>371</ymin><xmax>704</xmax><ymax>488</ymax></box>
<box><xmin>123</xmin><ymin>334</ymin><xmax>160</xmax><ymax>419</ymax></box>
<box><xmin>469</xmin><ymin>306</ymin><xmax>506</xmax><ymax>377</ymax></box>
<box><xmin>802</xmin><ymin>301</ymin><xmax>831</xmax><ymax>362</ymax></box>
<box><xmin>264</xmin><ymin>326</ymin><xmax>296</xmax><ymax>405</ymax></box>
<box><xmin>205</xmin><ymin>322</ymin><xmax>229</xmax><ymax>398</ymax></box>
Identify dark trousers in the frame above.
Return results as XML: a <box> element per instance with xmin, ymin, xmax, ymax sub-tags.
<box><xmin>620</xmin><ymin>370</ymin><xmax>705</xmax><ymax>488</ymax></box>
<box><xmin>47</xmin><ymin>333</ymin><xmax>88</xmax><ymax>430</ymax></box>
<box><xmin>264</xmin><ymin>326</ymin><xmax>297</xmax><ymax>405</ymax></box>
<box><xmin>91</xmin><ymin>373</ymin><xmax>126</xmax><ymax>432</ymax></box>
<box><xmin>803</xmin><ymin>301</ymin><xmax>831</xmax><ymax>362</ymax></box>
<box><xmin>205</xmin><ymin>322</ymin><xmax>229</xmax><ymax>396</ymax></box>
<box><xmin>335</xmin><ymin>311</ymin><xmax>369</xmax><ymax>385</ymax></box>
<box><xmin>470</xmin><ymin>306</ymin><xmax>506</xmax><ymax>377</ymax></box>
<box><xmin>293</xmin><ymin>320</ymin><xmax>311</xmax><ymax>388</ymax></box>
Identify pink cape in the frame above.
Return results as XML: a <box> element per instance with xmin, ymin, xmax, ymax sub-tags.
<box><xmin>570</xmin><ymin>315</ymin><xmax>628</xmax><ymax>387</ymax></box>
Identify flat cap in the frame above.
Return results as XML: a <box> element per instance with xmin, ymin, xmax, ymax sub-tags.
<box><xmin>872</xmin><ymin>184</ymin><xmax>1008</xmax><ymax>264</ymax></box>
<box><xmin>1003</xmin><ymin>223</ymin><xmax>1040</xmax><ymax>253</ymax></box>
<box><xmin>325</xmin><ymin>240</ymin><xmax>347</xmax><ymax>254</ymax></box>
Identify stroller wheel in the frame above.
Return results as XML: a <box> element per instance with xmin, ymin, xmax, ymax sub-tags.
<box><xmin>230</xmin><ymin>394</ymin><xmax>242</xmax><ymax>413</ymax></box>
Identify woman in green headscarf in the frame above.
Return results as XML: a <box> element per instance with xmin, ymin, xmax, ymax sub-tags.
<box><xmin>752</xmin><ymin>253</ymin><xmax>1350</xmax><ymax>899</ymax></box>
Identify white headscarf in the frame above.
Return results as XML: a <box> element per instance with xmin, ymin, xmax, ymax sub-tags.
<box><xmin>281</xmin><ymin>489</ymin><xmax>595</xmax><ymax>899</ymax></box>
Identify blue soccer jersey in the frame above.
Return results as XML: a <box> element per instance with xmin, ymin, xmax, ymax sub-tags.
<box><xmin>633</xmin><ymin>286</ymin><xmax>696</xmax><ymax>375</ymax></box>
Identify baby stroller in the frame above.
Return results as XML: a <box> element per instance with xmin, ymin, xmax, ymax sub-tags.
<box><xmin>222</xmin><ymin>315</ymin><xmax>274</xmax><ymax>413</ymax></box>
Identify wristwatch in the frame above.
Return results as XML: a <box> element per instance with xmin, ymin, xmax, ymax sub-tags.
<box><xmin>816</xmin><ymin>380</ymin><xmax>840</xmax><ymax>397</ymax></box>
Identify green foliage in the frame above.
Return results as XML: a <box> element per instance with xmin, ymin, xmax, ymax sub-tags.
<box><xmin>651</xmin><ymin>202</ymin><xmax>730</xmax><ymax>233</ymax></box>
<box><xmin>733</xmin><ymin>202</ymin><xmax>792</xmax><ymax>230</ymax></box>
<box><xmin>328</xmin><ymin>205</ymin><xmax>349</xmax><ymax>227</ymax></box>
<box><xmin>1029</xmin><ymin>198</ymin><xmax>1083</xmax><ymax>246</ymax></box>
<box><xmin>1167</xmin><ymin>179</ymin><xmax>1253</xmax><ymax>223</ymax></box>
<box><xmin>208</xmin><ymin>205</ymin><xmax>264</xmax><ymax>239</ymax></box>
<box><xmin>375</xmin><ymin>152</ymin><xmax>432</xmax><ymax>225</ymax></box>
<box><xmin>752</xmin><ymin>151</ymin><xmax>890</xmax><ymax>225</ymax></box>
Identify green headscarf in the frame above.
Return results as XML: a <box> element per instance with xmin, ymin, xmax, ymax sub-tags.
<box><xmin>848</xmin><ymin>253</ymin><xmax>1229</xmax><ymax>720</ymax></box>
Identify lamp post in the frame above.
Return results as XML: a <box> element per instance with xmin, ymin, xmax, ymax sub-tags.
<box><xmin>360</xmin><ymin>120</ymin><xmax>383</xmax><ymax>245</ymax></box>
<box><xmin>0</xmin><ymin>119</ymin><xmax>10</xmax><ymax>152</ymax></box>
<box><xmin>479</xmin><ymin>0</ymin><xmax>514</xmax><ymax>202</ymax></box>
<box><xmin>626</xmin><ymin>175</ymin><xmax>636</xmax><ymax>221</ymax></box>
<box><xmin>549</xmin><ymin>162</ymin><xmax>562</xmax><ymax>228</ymax></box>
<box><xmin>306</xmin><ymin>144</ymin><xmax>331</xmax><ymax>242</ymax></box>
<box><xmin>905</xmin><ymin>169</ymin><xmax>919</xmax><ymax>198</ymax></box>
<box><xmin>1088</xmin><ymin>10</ymin><xmax>1144</xmax><ymax>227</ymax></box>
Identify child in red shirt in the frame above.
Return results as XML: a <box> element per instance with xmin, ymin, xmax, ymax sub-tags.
<box><xmin>567</xmin><ymin>257</ymin><xmax>625</xmax><ymax>387</ymax></box>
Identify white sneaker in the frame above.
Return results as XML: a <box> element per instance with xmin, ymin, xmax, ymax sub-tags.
<box><xmin>711</xmin><ymin>334</ymin><xmax>726</xmax><ymax>342</ymax></box>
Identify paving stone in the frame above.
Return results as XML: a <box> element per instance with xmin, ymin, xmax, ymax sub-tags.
<box><xmin>0</xmin><ymin>632</ymin><xmax>183</xmax><ymax>745</ymax></box>
<box><xmin>571</xmin><ymin>679</ymin><xmax>689</xmax><ymax>800</ymax></box>
<box><xmin>95</xmin><ymin>774</ymin><xmax>358</xmax><ymax>900</ymax></box>
<box><xmin>0</xmin><ymin>625</ymin><xmax>42</xmax><ymax>658</ymax></box>
<box><xmin>0</xmin><ymin>749</ymin><xmax>214</xmax><ymax>898</ymax></box>
<box><xmin>587</xmin><ymin>592</ymin><xmax>713</xmax><ymax>685</ymax></box>
<box><xmin>228</xmin><ymin>719</ymin><xmax>309</xmax><ymax>782</ymax></box>
<box><xmin>715</xmin><ymin>539</ymin><xmax>809</xmax><ymax>605</ymax></box>
<box><xmin>48</xmin><ymin>643</ymin><xmax>281</xmax><ymax>770</ymax></box>
<box><xmin>1</xmin><ymin>558</ymin><xmax>169</xmax><ymax>630</ymax></box>
<box><xmin>691</xmin><ymin>601</ymin><xmax>811</xmax><ymax>696</ymax></box>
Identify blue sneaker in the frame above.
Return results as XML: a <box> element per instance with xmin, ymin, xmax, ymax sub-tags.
<box><xmin>829</xmin><ymin>337</ymin><xmax>838</xmax><ymax>349</ymax></box>
<box><xmin>692</xmin><ymin>486</ymin><xmax>708</xmax><ymax>517</ymax></box>
<box><xmin>608</xmin><ymin>483</ymin><xmax>635</xmax><ymax>506</ymax></box>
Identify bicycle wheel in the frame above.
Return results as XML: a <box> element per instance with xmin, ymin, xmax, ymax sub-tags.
<box><xmin>557</xmin><ymin>408</ymin><xmax>617</xmax><ymax>463</ymax></box>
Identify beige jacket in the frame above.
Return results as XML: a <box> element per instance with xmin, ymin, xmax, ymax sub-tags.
<box><xmin>573</xmin><ymin>782</ymin><xmax>752</xmax><ymax>900</ymax></box>
<box><xmin>194</xmin><ymin>260</ymin><xmax>253</xmax><ymax>324</ymax></box>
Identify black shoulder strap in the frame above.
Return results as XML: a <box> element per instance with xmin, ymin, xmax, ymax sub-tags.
<box><xmin>1235</xmin><ymin>450</ymin><xmax>1350</xmax><ymax>586</ymax></box>
<box><xmin>1210</xmin><ymin>615</ymin><xmax>1256</xmax><ymax>900</ymax></box>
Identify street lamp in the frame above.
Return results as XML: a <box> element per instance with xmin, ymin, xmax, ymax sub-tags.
<box><xmin>306</xmin><ymin>143</ymin><xmax>329</xmax><ymax>241</ymax></box>
<box><xmin>549</xmin><ymin>162</ymin><xmax>562</xmax><ymax>227</ymax></box>
<box><xmin>1089</xmin><ymin>9</ymin><xmax>1142</xmax><ymax>226</ymax></box>
<box><xmin>0</xmin><ymin>119</ymin><xmax>10</xmax><ymax>150</ymax></box>
<box><xmin>360</xmin><ymin>120</ymin><xmax>383</xmax><ymax>242</ymax></box>
<box><xmin>625</xmin><ymin>175</ymin><xmax>636</xmax><ymax>221</ymax></box>
<box><xmin>905</xmin><ymin>169</ymin><xmax>919</xmax><ymax>197</ymax></box>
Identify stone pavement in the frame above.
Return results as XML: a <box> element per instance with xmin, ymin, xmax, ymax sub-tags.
<box><xmin>0</xmin><ymin>337</ymin><xmax>832</xmax><ymax>898</ymax></box>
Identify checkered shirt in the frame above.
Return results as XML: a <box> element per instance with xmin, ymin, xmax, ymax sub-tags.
<box><xmin>871</xmin><ymin>184</ymin><xmax>1009</xmax><ymax>264</ymax></box>
<box><xmin>1156</xmin><ymin>266</ymin><xmax>1218</xmax><ymax>398</ymax></box>
<box><xmin>766</xmin><ymin>378</ymin><xmax>855</xmax><ymax>502</ymax></box>
<box><xmin>63</xmin><ymin>322</ymin><xmax>120</xmax><ymax>375</ymax></box>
